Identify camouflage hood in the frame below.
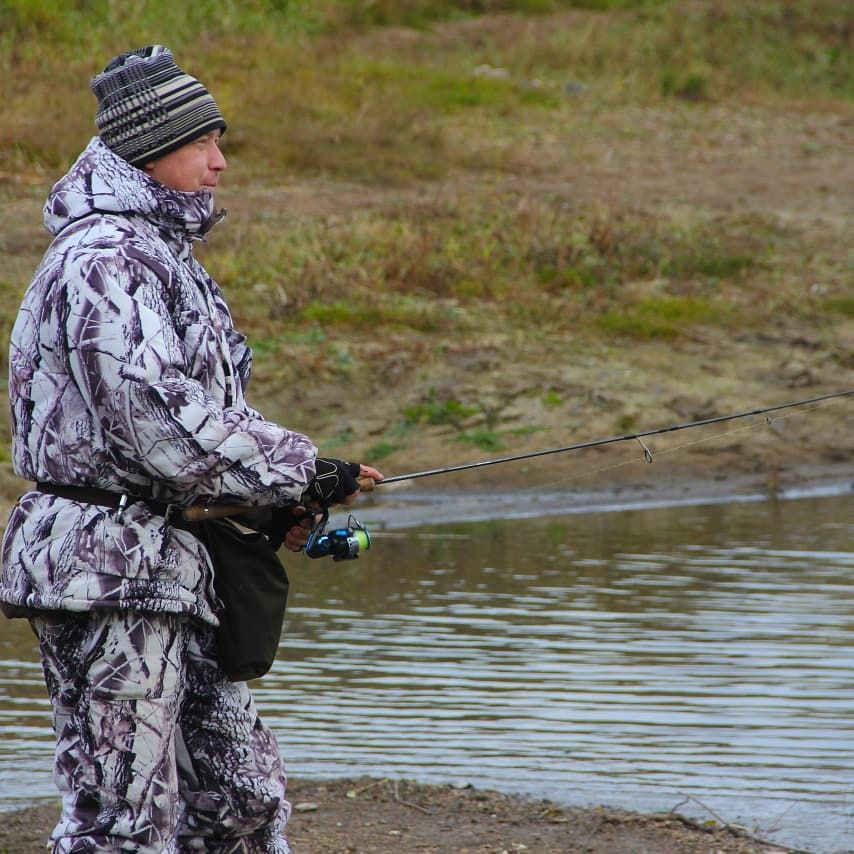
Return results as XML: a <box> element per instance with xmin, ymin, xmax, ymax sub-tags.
<box><xmin>44</xmin><ymin>136</ymin><xmax>221</xmax><ymax>245</ymax></box>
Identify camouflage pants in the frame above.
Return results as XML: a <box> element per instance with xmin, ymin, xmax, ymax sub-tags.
<box><xmin>31</xmin><ymin>610</ymin><xmax>291</xmax><ymax>853</ymax></box>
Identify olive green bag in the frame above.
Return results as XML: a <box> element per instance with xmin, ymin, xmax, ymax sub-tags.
<box><xmin>194</xmin><ymin>517</ymin><xmax>290</xmax><ymax>682</ymax></box>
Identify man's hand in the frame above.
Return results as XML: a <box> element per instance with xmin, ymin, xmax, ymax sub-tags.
<box><xmin>351</xmin><ymin>464</ymin><xmax>384</xmax><ymax>505</ymax></box>
<box><xmin>285</xmin><ymin>461</ymin><xmax>384</xmax><ymax>554</ymax></box>
<box><xmin>301</xmin><ymin>458</ymin><xmax>361</xmax><ymax>508</ymax></box>
<box><xmin>281</xmin><ymin>506</ymin><xmax>319</xmax><ymax>552</ymax></box>
<box><xmin>262</xmin><ymin>504</ymin><xmax>321</xmax><ymax>552</ymax></box>
<box><xmin>301</xmin><ymin>459</ymin><xmax>385</xmax><ymax>508</ymax></box>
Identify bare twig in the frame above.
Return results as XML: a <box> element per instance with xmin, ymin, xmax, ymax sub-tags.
<box><xmin>345</xmin><ymin>778</ymin><xmax>390</xmax><ymax>798</ymax></box>
<box><xmin>391</xmin><ymin>780</ymin><xmax>432</xmax><ymax>814</ymax></box>
<box><xmin>670</xmin><ymin>794</ymin><xmax>731</xmax><ymax>827</ymax></box>
<box><xmin>669</xmin><ymin>794</ymin><xmax>801</xmax><ymax>853</ymax></box>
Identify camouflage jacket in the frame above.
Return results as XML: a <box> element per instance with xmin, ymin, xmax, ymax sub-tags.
<box><xmin>0</xmin><ymin>137</ymin><xmax>316</xmax><ymax>622</ymax></box>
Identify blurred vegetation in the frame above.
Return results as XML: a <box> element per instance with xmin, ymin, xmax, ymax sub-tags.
<box><xmin>205</xmin><ymin>198</ymin><xmax>783</xmax><ymax>341</ymax></box>
<box><xmin>0</xmin><ymin>0</ymin><xmax>851</xmax><ymax>469</ymax></box>
<box><xmin>1</xmin><ymin>0</ymin><xmax>850</xmax><ymax>176</ymax></box>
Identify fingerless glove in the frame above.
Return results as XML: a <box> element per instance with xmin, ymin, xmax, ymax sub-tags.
<box><xmin>302</xmin><ymin>457</ymin><xmax>361</xmax><ymax>507</ymax></box>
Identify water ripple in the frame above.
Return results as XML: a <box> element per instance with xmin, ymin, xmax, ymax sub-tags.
<box><xmin>1</xmin><ymin>491</ymin><xmax>853</xmax><ymax>852</ymax></box>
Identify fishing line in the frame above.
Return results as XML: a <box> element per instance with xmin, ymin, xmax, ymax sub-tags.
<box><xmin>532</xmin><ymin>418</ymin><xmax>768</xmax><ymax>493</ymax></box>
<box><xmin>374</xmin><ymin>389</ymin><xmax>853</xmax><ymax>487</ymax></box>
<box><xmin>532</xmin><ymin>409</ymin><xmax>794</xmax><ymax>493</ymax></box>
<box><xmin>530</xmin><ymin>396</ymin><xmax>850</xmax><ymax>493</ymax></box>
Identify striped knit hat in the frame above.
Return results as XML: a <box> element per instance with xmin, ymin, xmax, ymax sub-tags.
<box><xmin>91</xmin><ymin>46</ymin><xmax>226</xmax><ymax>167</ymax></box>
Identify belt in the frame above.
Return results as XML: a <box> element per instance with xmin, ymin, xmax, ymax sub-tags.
<box><xmin>35</xmin><ymin>482</ymin><xmax>176</xmax><ymax>521</ymax></box>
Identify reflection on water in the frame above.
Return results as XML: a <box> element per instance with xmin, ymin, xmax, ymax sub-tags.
<box><xmin>1</xmin><ymin>490</ymin><xmax>853</xmax><ymax>853</ymax></box>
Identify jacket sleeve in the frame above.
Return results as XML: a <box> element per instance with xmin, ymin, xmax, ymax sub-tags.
<box><xmin>61</xmin><ymin>250</ymin><xmax>316</xmax><ymax>505</ymax></box>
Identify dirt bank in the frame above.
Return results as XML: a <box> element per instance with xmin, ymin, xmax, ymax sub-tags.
<box><xmin>1</xmin><ymin>777</ymin><xmax>807</xmax><ymax>854</ymax></box>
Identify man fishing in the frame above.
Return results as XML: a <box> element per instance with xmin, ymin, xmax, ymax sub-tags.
<box><xmin>0</xmin><ymin>45</ymin><xmax>381</xmax><ymax>853</ymax></box>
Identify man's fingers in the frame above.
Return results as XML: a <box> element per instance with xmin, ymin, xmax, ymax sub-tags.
<box><xmin>359</xmin><ymin>464</ymin><xmax>384</xmax><ymax>482</ymax></box>
<box><xmin>284</xmin><ymin>527</ymin><xmax>310</xmax><ymax>551</ymax></box>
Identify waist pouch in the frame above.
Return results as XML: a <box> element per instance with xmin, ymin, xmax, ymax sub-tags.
<box><xmin>184</xmin><ymin>517</ymin><xmax>290</xmax><ymax>682</ymax></box>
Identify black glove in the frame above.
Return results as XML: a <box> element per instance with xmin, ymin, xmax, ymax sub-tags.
<box><xmin>229</xmin><ymin>505</ymin><xmax>316</xmax><ymax>551</ymax></box>
<box><xmin>301</xmin><ymin>457</ymin><xmax>361</xmax><ymax>507</ymax></box>
<box><xmin>269</xmin><ymin>504</ymin><xmax>316</xmax><ymax>551</ymax></box>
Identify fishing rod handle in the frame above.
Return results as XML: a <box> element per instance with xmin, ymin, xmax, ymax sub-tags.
<box><xmin>181</xmin><ymin>503</ymin><xmax>248</xmax><ymax>522</ymax></box>
<box><xmin>181</xmin><ymin>478</ymin><xmax>378</xmax><ymax>523</ymax></box>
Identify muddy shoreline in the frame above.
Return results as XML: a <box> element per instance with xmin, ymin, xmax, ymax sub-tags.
<box><xmin>0</xmin><ymin>776</ymin><xmax>815</xmax><ymax>854</ymax></box>
<box><xmin>341</xmin><ymin>461</ymin><xmax>854</xmax><ymax>531</ymax></box>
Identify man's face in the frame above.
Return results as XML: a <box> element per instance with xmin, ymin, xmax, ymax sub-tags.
<box><xmin>144</xmin><ymin>130</ymin><xmax>226</xmax><ymax>193</ymax></box>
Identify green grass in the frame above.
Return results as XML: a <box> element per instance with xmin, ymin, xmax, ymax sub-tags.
<box><xmin>404</xmin><ymin>390</ymin><xmax>478</xmax><ymax>428</ymax></box>
<box><xmin>824</xmin><ymin>297</ymin><xmax>854</xmax><ymax>318</ymax></box>
<box><xmin>598</xmin><ymin>296</ymin><xmax>733</xmax><ymax>339</ymax></box>
<box><xmin>364</xmin><ymin>439</ymin><xmax>407</xmax><ymax>461</ymax></box>
<box><xmin>455</xmin><ymin>429</ymin><xmax>504</xmax><ymax>451</ymax></box>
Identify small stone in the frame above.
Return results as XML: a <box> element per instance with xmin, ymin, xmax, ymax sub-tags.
<box><xmin>294</xmin><ymin>802</ymin><xmax>319</xmax><ymax>813</ymax></box>
<box><xmin>473</xmin><ymin>64</ymin><xmax>509</xmax><ymax>79</ymax></box>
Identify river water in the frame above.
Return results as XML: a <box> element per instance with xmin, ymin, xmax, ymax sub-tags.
<box><xmin>0</xmin><ymin>485</ymin><xmax>852</xmax><ymax>853</ymax></box>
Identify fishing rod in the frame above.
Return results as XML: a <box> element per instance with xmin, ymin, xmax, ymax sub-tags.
<box><xmin>368</xmin><ymin>389</ymin><xmax>854</xmax><ymax>486</ymax></box>
<box><xmin>305</xmin><ymin>388</ymin><xmax>852</xmax><ymax>560</ymax></box>
<box><xmin>183</xmin><ymin>389</ymin><xmax>852</xmax><ymax>560</ymax></box>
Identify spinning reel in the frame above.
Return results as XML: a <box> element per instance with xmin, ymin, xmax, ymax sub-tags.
<box><xmin>305</xmin><ymin>510</ymin><xmax>371</xmax><ymax>561</ymax></box>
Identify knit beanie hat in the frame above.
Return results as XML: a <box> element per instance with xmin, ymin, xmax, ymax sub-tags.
<box><xmin>91</xmin><ymin>45</ymin><xmax>226</xmax><ymax>167</ymax></box>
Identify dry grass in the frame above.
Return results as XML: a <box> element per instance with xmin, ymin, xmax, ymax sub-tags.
<box><xmin>0</xmin><ymin>1</ymin><xmax>851</xmax><ymax>485</ymax></box>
